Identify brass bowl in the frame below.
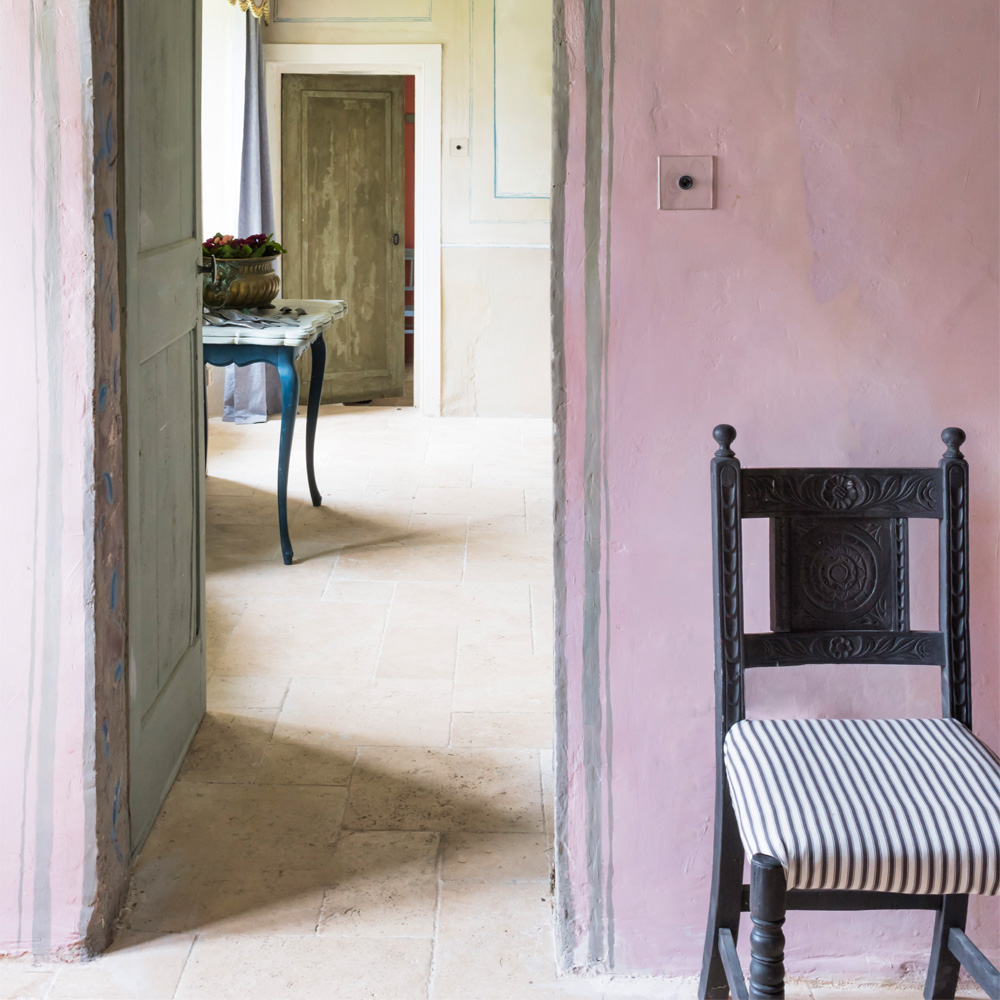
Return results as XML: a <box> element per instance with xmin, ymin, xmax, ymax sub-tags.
<box><xmin>203</xmin><ymin>255</ymin><xmax>281</xmax><ymax>309</ymax></box>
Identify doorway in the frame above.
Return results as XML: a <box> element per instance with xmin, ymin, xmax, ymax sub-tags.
<box><xmin>264</xmin><ymin>44</ymin><xmax>443</xmax><ymax>416</ymax></box>
<box><xmin>281</xmin><ymin>73</ymin><xmax>409</xmax><ymax>407</ymax></box>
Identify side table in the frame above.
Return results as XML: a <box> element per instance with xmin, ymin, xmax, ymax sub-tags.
<box><xmin>203</xmin><ymin>298</ymin><xmax>348</xmax><ymax>564</ymax></box>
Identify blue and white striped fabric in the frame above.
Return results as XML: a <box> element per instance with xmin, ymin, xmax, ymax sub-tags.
<box><xmin>724</xmin><ymin>717</ymin><xmax>1000</xmax><ymax>896</ymax></box>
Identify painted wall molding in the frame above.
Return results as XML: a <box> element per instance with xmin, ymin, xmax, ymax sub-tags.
<box><xmin>272</xmin><ymin>0</ymin><xmax>433</xmax><ymax>22</ymax></box>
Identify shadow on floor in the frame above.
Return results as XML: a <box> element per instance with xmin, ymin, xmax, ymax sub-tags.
<box><xmin>116</xmin><ymin>716</ymin><xmax>548</xmax><ymax>942</ymax></box>
<box><xmin>205</xmin><ymin>485</ymin><xmax>419</xmax><ymax>565</ymax></box>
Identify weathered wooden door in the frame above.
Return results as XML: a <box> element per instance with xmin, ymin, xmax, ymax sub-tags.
<box><xmin>282</xmin><ymin>74</ymin><xmax>405</xmax><ymax>404</ymax></box>
<box><xmin>124</xmin><ymin>0</ymin><xmax>206</xmax><ymax>850</ymax></box>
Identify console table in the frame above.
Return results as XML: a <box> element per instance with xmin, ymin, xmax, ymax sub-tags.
<box><xmin>203</xmin><ymin>298</ymin><xmax>348</xmax><ymax>564</ymax></box>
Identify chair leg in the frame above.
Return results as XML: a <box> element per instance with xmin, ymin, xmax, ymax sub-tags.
<box><xmin>749</xmin><ymin>854</ymin><xmax>786</xmax><ymax>999</ymax></box>
<box><xmin>699</xmin><ymin>790</ymin><xmax>745</xmax><ymax>998</ymax></box>
<box><xmin>924</xmin><ymin>895</ymin><xmax>968</xmax><ymax>1000</ymax></box>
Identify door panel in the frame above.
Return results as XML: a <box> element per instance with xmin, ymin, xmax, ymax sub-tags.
<box><xmin>282</xmin><ymin>74</ymin><xmax>405</xmax><ymax>404</ymax></box>
<box><xmin>125</xmin><ymin>0</ymin><xmax>206</xmax><ymax>851</ymax></box>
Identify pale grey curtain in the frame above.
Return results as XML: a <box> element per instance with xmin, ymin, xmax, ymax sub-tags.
<box><xmin>223</xmin><ymin>12</ymin><xmax>282</xmax><ymax>423</ymax></box>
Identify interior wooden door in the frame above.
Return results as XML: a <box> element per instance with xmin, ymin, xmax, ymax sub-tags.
<box><xmin>123</xmin><ymin>0</ymin><xmax>206</xmax><ymax>851</ymax></box>
<box><xmin>282</xmin><ymin>74</ymin><xmax>405</xmax><ymax>404</ymax></box>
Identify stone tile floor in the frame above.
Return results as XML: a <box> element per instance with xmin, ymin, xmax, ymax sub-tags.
<box><xmin>0</xmin><ymin>406</ymin><xmax>989</xmax><ymax>998</ymax></box>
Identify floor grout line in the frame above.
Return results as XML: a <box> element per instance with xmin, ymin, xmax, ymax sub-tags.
<box><xmin>169</xmin><ymin>930</ymin><xmax>199</xmax><ymax>999</ymax></box>
<box><xmin>427</xmin><ymin>838</ymin><xmax>446</xmax><ymax>1000</ymax></box>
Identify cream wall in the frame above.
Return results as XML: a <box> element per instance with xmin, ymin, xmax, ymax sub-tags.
<box><xmin>260</xmin><ymin>0</ymin><xmax>552</xmax><ymax>417</ymax></box>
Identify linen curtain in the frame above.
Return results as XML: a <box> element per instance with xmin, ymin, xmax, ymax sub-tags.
<box><xmin>222</xmin><ymin>12</ymin><xmax>282</xmax><ymax>422</ymax></box>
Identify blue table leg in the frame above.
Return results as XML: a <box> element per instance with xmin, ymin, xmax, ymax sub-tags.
<box><xmin>305</xmin><ymin>333</ymin><xmax>325</xmax><ymax>507</ymax></box>
<box><xmin>275</xmin><ymin>350</ymin><xmax>299</xmax><ymax>565</ymax></box>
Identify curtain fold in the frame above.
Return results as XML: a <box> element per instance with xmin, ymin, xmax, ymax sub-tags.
<box><xmin>223</xmin><ymin>12</ymin><xmax>282</xmax><ymax>423</ymax></box>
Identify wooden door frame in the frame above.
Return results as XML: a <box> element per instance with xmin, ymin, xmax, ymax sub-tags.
<box><xmin>264</xmin><ymin>44</ymin><xmax>443</xmax><ymax>416</ymax></box>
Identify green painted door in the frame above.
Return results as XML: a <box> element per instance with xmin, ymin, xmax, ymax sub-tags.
<box><xmin>124</xmin><ymin>0</ymin><xmax>206</xmax><ymax>851</ymax></box>
<box><xmin>282</xmin><ymin>74</ymin><xmax>406</xmax><ymax>404</ymax></box>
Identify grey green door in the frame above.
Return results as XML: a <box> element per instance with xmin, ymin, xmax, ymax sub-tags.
<box><xmin>124</xmin><ymin>0</ymin><xmax>206</xmax><ymax>851</ymax></box>
<box><xmin>282</xmin><ymin>74</ymin><xmax>406</xmax><ymax>404</ymax></box>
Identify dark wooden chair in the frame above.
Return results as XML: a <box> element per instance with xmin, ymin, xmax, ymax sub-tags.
<box><xmin>699</xmin><ymin>425</ymin><xmax>1000</xmax><ymax>1000</ymax></box>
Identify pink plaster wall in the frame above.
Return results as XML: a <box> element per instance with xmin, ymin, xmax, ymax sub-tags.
<box><xmin>1</xmin><ymin>0</ymin><xmax>101</xmax><ymax>956</ymax></box>
<box><xmin>555</xmin><ymin>0</ymin><xmax>999</xmax><ymax>980</ymax></box>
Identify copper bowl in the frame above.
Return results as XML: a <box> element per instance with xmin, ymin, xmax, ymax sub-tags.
<box><xmin>202</xmin><ymin>255</ymin><xmax>281</xmax><ymax>309</ymax></box>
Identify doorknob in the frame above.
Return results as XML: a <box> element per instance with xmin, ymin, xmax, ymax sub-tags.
<box><xmin>197</xmin><ymin>257</ymin><xmax>218</xmax><ymax>283</ymax></box>
<box><xmin>392</xmin><ymin>233</ymin><xmax>400</xmax><ymax>246</ymax></box>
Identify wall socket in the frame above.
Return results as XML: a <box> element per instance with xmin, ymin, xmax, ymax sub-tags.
<box><xmin>450</xmin><ymin>138</ymin><xmax>469</xmax><ymax>157</ymax></box>
<box><xmin>658</xmin><ymin>156</ymin><xmax>714</xmax><ymax>210</ymax></box>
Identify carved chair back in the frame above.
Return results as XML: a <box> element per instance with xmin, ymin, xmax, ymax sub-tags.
<box><xmin>710</xmin><ymin>425</ymin><xmax>970</xmax><ymax>739</ymax></box>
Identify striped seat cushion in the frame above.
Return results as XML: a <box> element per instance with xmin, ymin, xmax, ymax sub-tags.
<box><xmin>724</xmin><ymin>717</ymin><xmax>1000</xmax><ymax>896</ymax></box>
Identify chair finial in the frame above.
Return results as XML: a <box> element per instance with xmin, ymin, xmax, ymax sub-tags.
<box><xmin>713</xmin><ymin>424</ymin><xmax>737</xmax><ymax>458</ymax></box>
<box><xmin>941</xmin><ymin>427</ymin><xmax>966</xmax><ymax>460</ymax></box>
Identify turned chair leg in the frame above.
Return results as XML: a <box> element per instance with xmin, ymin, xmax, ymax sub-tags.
<box><xmin>749</xmin><ymin>854</ymin><xmax>786</xmax><ymax>999</ymax></box>
<box><xmin>924</xmin><ymin>895</ymin><xmax>968</xmax><ymax>1000</ymax></box>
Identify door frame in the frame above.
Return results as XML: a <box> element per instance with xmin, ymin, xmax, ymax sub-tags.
<box><xmin>263</xmin><ymin>43</ymin><xmax>443</xmax><ymax>415</ymax></box>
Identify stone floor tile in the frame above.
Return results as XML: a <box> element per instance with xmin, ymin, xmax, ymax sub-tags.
<box><xmin>206</xmin><ymin>675</ymin><xmax>289</xmax><ymax>711</ymax></box>
<box><xmin>343</xmin><ymin>748</ymin><xmax>544</xmax><ymax>832</ymax></box>
<box><xmin>206</xmin><ymin>553</ymin><xmax>337</xmax><ymax>601</ymax></box>
<box><xmin>390</xmin><ymin>582</ymin><xmax>532</xmax><ymax>631</ymax></box>
<box><xmin>369</xmin><ymin>461</ymin><xmax>473</xmax><ymax>489</ymax></box>
<box><xmin>177</xmin><ymin>709</ymin><xmax>278</xmax><ymax>784</ymax></box>
<box><xmin>413</xmin><ymin>486</ymin><xmax>525</xmax><ymax>517</ymax></box>
<box><xmin>0</xmin><ymin>964</ymin><xmax>54</xmax><ymax>999</ymax></box>
<box><xmin>531</xmin><ymin>583</ymin><xmax>555</xmax><ymax>654</ymax></box>
<box><xmin>125</xmin><ymin>866</ymin><xmax>327</xmax><ymax>937</ymax></box>
<box><xmin>540</xmin><ymin>749</ymin><xmax>554</xmax><ymax>836</ymax></box>
<box><xmin>441</xmin><ymin>832</ymin><xmax>551</xmax><ymax>882</ymax></box>
<box><xmin>289</xmin><ymin>502</ymin><xmax>411</xmax><ymax>555</ymax></box>
<box><xmin>464</xmin><ymin>531</ymin><xmax>555</xmax><ymax>584</ymax></box>
<box><xmin>256</xmin><ymin>727</ymin><xmax>357</xmax><ymax>786</ymax></box>
<box><xmin>135</xmin><ymin>782</ymin><xmax>348</xmax><ymax>878</ymax></box>
<box><xmin>175</xmin><ymin>935</ymin><xmax>432</xmax><ymax>1000</ymax></box>
<box><xmin>322</xmin><ymin>579</ymin><xmax>397</xmax><ymax>605</ymax></box>
<box><xmin>205</xmin><ymin>596</ymin><xmax>249</xmax><ymax>663</ymax></box>
<box><xmin>526</xmin><ymin>497</ymin><xmax>555</xmax><ymax>533</ymax></box>
<box><xmin>206</xmin><ymin>493</ymin><xmax>304</xmax><ymax>527</ymax></box>
<box><xmin>456</xmin><ymin>637</ymin><xmax>547</xmax><ymax>672</ymax></box>
<box><xmin>215</xmin><ymin>599</ymin><xmax>385</xmax><ymax>677</ymax></box>
<box><xmin>377</xmin><ymin>624</ymin><xmax>458</xmax><ymax>679</ymax></box>
<box><xmin>273</xmin><ymin>677</ymin><xmax>452</xmax><ymax>749</ymax></box>
<box><xmin>318</xmin><ymin>832</ymin><xmax>440</xmax><ymax>937</ymax></box>
<box><xmin>407</xmin><ymin>513</ymin><xmax>471</xmax><ymax>546</ymax></box>
<box><xmin>205</xmin><ymin>473</ymin><xmax>257</xmax><ymax>497</ymax></box>
<box><xmin>468</xmin><ymin>513</ymin><xmax>529</xmax><ymax>533</ymax></box>
<box><xmin>453</xmin><ymin>670</ymin><xmax>552</xmax><ymax>714</ymax></box>
<box><xmin>331</xmin><ymin>539</ymin><xmax>467</xmax><ymax>583</ymax></box>
<box><xmin>431</xmin><ymin>881</ymin><xmax>558</xmax><ymax>999</ymax></box>
<box><xmin>45</xmin><ymin>932</ymin><xmax>194</xmax><ymax>1000</ymax></box>
<box><xmin>451</xmin><ymin>711</ymin><xmax>553</xmax><ymax>749</ymax></box>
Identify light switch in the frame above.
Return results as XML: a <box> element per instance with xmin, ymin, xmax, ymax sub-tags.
<box><xmin>450</xmin><ymin>138</ymin><xmax>469</xmax><ymax>157</ymax></box>
<box><xmin>658</xmin><ymin>156</ymin><xmax>714</xmax><ymax>210</ymax></box>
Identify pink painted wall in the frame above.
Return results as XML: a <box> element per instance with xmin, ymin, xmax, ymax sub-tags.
<box><xmin>554</xmin><ymin>0</ymin><xmax>999</xmax><ymax>981</ymax></box>
<box><xmin>0</xmin><ymin>0</ymin><xmax>107</xmax><ymax>957</ymax></box>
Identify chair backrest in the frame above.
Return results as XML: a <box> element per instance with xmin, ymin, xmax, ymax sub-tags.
<box><xmin>710</xmin><ymin>425</ymin><xmax>971</xmax><ymax>739</ymax></box>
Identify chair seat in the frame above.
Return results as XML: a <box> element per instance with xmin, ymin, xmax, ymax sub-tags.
<box><xmin>724</xmin><ymin>717</ymin><xmax>1000</xmax><ymax>896</ymax></box>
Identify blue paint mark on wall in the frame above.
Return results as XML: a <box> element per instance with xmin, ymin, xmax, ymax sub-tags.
<box><xmin>98</xmin><ymin>384</ymin><xmax>108</xmax><ymax>412</ymax></box>
<box><xmin>109</xmin><ymin>295</ymin><xmax>115</xmax><ymax>331</ymax></box>
<box><xmin>110</xmin><ymin>779</ymin><xmax>123</xmax><ymax>862</ymax></box>
<box><xmin>102</xmin><ymin>472</ymin><xmax>113</xmax><ymax>503</ymax></box>
<box><xmin>101</xmin><ymin>722</ymin><xmax>110</xmax><ymax>758</ymax></box>
<box><xmin>114</xmin><ymin>661</ymin><xmax>123</xmax><ymax>686</ymax></box>
<box><xmin>104</xmin><ymin>209</ymin><xmax>113</xmax><ymax>238</ymax></box>
<box><xmin>110</xmin><ymin>567</ymin><xmax>118</xmax><ymax>611</ymax></box>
